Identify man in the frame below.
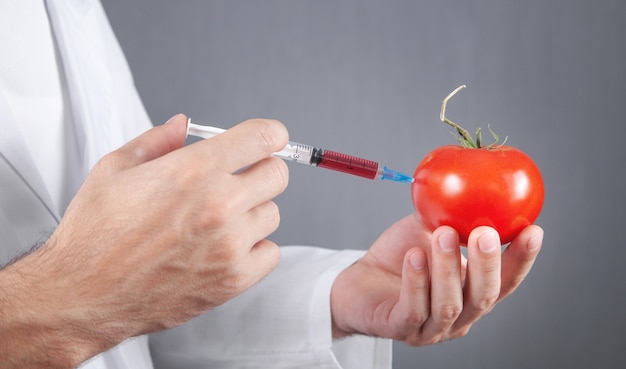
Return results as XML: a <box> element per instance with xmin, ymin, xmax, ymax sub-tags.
<box><xmin>0</xmin><ymin>1</ymin><xmax>543</xmax><ymax>368</ymax></box>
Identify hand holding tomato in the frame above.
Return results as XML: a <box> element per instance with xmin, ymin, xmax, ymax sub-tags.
<box><xmin>331</xmin><ymin>213</ymin><xmax>544</xmax><ymax>345</ymax></box>
<box><xmin>411</xmin><ymin>86</ymin><xmax>544</xmax><ymax>245</ymax></box>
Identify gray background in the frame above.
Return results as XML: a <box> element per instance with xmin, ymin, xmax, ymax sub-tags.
<box><xmin>103</xmin><ymin>1</ymin><xmax>626</xmax><ymax>368</ymax></box>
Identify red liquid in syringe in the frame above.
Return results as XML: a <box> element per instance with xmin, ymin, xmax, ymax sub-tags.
<box><xmin>315</xmin><ymin>149</ymin><xmax>379</xmax><ymax>180</ymax></box>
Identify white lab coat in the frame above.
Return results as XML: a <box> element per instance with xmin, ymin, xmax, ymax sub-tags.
<box><xmin>0</xmin><ymin>1</ymin><xmax>391</xmax><ymax>368</ymax></box>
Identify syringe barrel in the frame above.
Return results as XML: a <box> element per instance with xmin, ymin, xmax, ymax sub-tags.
<box><xmin>313</xmin><ymin>149</ymin><xmax>379</xmax><ymax>180</ymax></box>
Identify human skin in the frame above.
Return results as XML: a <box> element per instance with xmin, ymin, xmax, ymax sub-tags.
<box><xmin>0</xmin><ymin>114</ymin><xmax>543</xmax><ymax>367</ymax></box>
<box><xmin>0</xmin><ymin>114</ymin><xmax>289</xmax><ymax>368</ymax></box>
<box><xmin>331</xmin><ymin>213</ymin><xmax>543</xmax><ymax>344</ymax></box>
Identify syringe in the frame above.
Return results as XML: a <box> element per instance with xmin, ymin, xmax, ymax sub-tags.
<box><xmin>186</xmin><ymin>120</ymin><xmax>414</xmax><ymax>184</ymax></box>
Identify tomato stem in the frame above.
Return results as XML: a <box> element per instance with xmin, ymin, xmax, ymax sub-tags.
<box><xmin>440</xmin><ymin>85</ymin><xmax>478</xmax><ymax>148</ymax></box>
<box><xmin>440</xmin><ymin>85</ymin><xmax>508</xmax><ymax>149</ymax></box>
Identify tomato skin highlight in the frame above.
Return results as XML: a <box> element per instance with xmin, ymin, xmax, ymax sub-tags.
<box><xmin>411</xmin><ymin>145</ymin><xmax>544</xmax><ymax>245</ymax></box>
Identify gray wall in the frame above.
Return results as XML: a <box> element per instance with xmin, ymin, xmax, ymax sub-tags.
<box><xmin>103</xmin><ymin>1</ymin><xmax>626</xmax><ymax>368</ymax></box>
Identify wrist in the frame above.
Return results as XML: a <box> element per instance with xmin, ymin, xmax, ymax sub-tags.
<box><xmin>330</xmin><ymin>262</ymin><xmax>362</xmax><ymax>339</ymax></box>
<box><xmin>0</xmin><ymin>241</ymin><xmax>111</xmax><ymax>368</ymax></box>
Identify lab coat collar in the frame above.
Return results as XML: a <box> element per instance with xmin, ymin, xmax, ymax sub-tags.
<box><xmin>0</xmin><ymin>0</ymin><xmax>115</xmax><ymax>221</ymax></box>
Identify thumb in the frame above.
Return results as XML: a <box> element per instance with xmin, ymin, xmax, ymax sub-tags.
<box><xmin>100</xmin><ymin>114</ymin><xmax>189</xmax><ymax>173</ymax></box>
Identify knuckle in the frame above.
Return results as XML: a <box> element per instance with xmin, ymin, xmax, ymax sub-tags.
<box><xmin>266</xmin><ymin>201</ymin><xmax>281</xmax><ymax>230</ymax></box>
<box><xmin>250</xmin><ymin>119</ymin><xmax>289</xmax><ymax>153</ymax></box>
<box><xmin>212</xmin><ymin>235</ymin><xmax>240</xmax><ymax>259</ymax></box>
<box><xmin>410</xmin><ymin>335</ymin><xmax>440</xmax><ymax>347</ymax></box>
<box><xmin>502</xmin><ymin>274</ymin><xmax>526</xmax><ymax>295</ymax></box>
<box><xmin>474</xmin><ymin>294</ymin><xmax>499</xmax><ymax>312</ymax></box>
<box><xmin>95</xmin><ymin>150</ymin><xmax>125</xmax><ymax>174</ymax></box>
<box><xmin>452</xmin><ymin>326</ymin><xmax>472</xmax><ymax>339</ymax></box>
<box><xmin>268</xmin><ymin>158</ymin><xmax>289</xmax><ymax>190</ymax></box>
<box><xmin>207</xmin><ymin>271</ymin><xmax>248</xmax><ymax>303</ymax></box>
<box><xmin>199</xmin><ymin>202</ymin><xmax>234</xmax><ymax>228</ymax></box>
<box><xmin>175</xmin><ymin>153</ymin><xmax>219</xmax><ymax>186</ymax></box>
<box><xmin>402</xmin><ymin>311</ymin><xmax>429</xmax><ymax>330</ymax></box>
<box><xmin>207</xmin><ymin>236</ymin><xmax>247</xmax><ymax>269</ymax></box>
<box><xmin>176</xmin><ymin>165</ymin><xmax>203</xmax><ymax>187</ymax></box>
<box><xmin>267</xmin><ymin>243</ymin><xmax>281</xmax><ymax>267</ymax></box>
<box><xmin>424</xmin><ymin>336</ymin><xmax>444</xmax><ymax>346</ymax></box>
<box><xmin>403</xmin><ymin>336</ymin><xmax>423</xmax><ymax>347</ymax></box>
<box><xmin>221</xmin><ymin>272</ymin><xmax>249</xmax><ymax>294</ymax></box>
<box><xmin>197</xmin><ymin>191</ymin><xmax>241</xmax><ymax>228</ymax></box>
<box><xmin>253</xmin><ymin>240</ymin><xmax>281</xmax><ymax>276</ymax></box>
<box><xmin>434</xmin><ymin>303</ymin><xmax>463</xmax><ymax>323</ymax></box>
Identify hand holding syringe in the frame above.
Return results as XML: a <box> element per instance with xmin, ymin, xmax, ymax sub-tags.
<box><xmin>187</xmin><ymin>119</ymin><xmax>414</xmax><ymax>184</ymax></box>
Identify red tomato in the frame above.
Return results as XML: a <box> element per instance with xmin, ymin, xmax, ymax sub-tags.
<box><xmin>411</xmin><ymin>145</ymin><xmax>544</xmax><ymax>245</ymax></box>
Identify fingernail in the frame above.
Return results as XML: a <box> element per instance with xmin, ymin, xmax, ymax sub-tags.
<box><xmin>438</xmin><ymin>229</ymin><xmax>457</xmax><ymax>253</ymax></box>
<box><xmin>164</xmin><ymin>115</ymin><xmax>176</xmax><ymax>124</ymax></box>
<box><xmin>409</xmin><ymin>251</ymin><xmax>426</xmax><ymax>270</ymax></box>
<box><xmin>165</xmin><ymin>113</ymin><xmax>184</xmax><ymax>124</ymax></box>
<box><xmin>527</xmin><ymin>230</ymin><xmax>544</xmax><ymax>252</ymax></box>
<box><xmin>478</xmin><ymin>231</ymin><xmax>499</xmax><ymax>253</ymax></box>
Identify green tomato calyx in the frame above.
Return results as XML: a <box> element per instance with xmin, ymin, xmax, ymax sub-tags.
<box><xmin>440</xmin><ymin>85</ymin><xmax>508</xmax><ymax>149</ymax></box>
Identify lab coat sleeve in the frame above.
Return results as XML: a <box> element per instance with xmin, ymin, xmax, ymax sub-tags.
<box><xmin>148</xmin><ymin>246</ymin><xmax>392</xmax><ymax>369</ymax></box>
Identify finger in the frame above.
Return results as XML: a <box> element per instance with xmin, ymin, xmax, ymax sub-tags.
<box><xmin>454</xmin><ymin>227</ymin><xmax>502</xmax><ymax>329</ymax></box>
<box><xmin>194</xmin><ymin>118</ymin><xmax>289</xmax><ymax>174</ymax></box>
<box><xmin>102</xmin><ymin>114</ymin><xmax>189</xmax><ymax>173</ymax></box>
<box><xmin>389</xmin><ymin>248</ymin><xmax>430</xmax><ymax>340</ymax></box>
<box><xmin>236</xmin><ymin>200</ymin><xmax>282</xmax><ymax>249</ymax></box>
<box><xmin>422</xmin><ymin>227</ymin><xmax>463</xmax><ymax>337</ymax></box>
<box><xmin>214</xmin><ymin>238</ymin><xmax>281</xmax><ymax>301</ymax></box>
<box><xmin>212</xmin><ymin>199</ymin><xmax>281</xmax><ymax>266</ymax></box>
<box><xmin>241</xmin><ymin>238</ymin><xmax>281</xmax><ymax>289</ymax></box>
<box><xmin>200</xmin><ymin>200</ymin><xmax>281</xmax><ymax>291</ymax></box>
<box><xmin>498</xmin><ymin>225</ymin><xmax>543</xmax><ymax>301</ymax></box>
<box><xmin>233</xmin><ymin>156</ymin><xmax>289</xmax><ymax>210</ymax></box>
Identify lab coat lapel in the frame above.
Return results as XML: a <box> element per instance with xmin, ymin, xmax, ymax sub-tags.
<box><xmin>0</xmin><ymin>93</ymin><xmax>60</xmax><ymax>224</ymax></box>
<box><xmin>45</xmin><ymin>0</ymin><xmax>113</xmax><ymax>172</ymax></box>
<box><xmin>0</xmin><ymin>0</ymin><xmax>115</xmax><ymax>247</ymax></box>
<box><xmin>0</xmin><ymin>0</ymin><xmax>107</xmax><ymax>228</ymax></box>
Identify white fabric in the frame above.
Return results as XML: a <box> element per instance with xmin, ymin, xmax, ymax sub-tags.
<box><xmin>0</xmin><ymin>0</ymin><xmax>73</xmax><ymax>215</ymax></box>
<box><xmin>150</xmin><ymin>246</ymin><xmax>392</xmax><ymax>369</ymax></box>
<box><xmin>0</xmin><ymin>1</ymin><xmax>393</xmax><ymax>368</ymax></box>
